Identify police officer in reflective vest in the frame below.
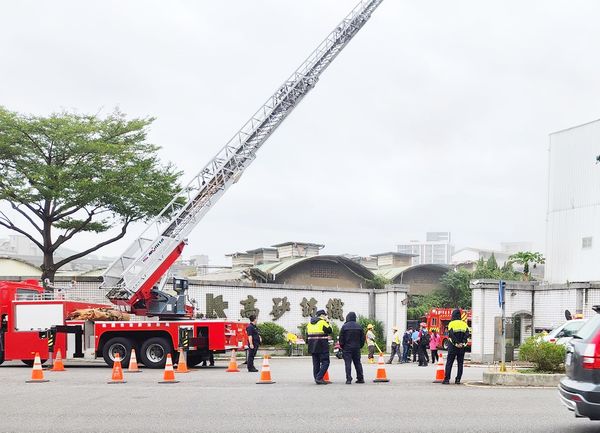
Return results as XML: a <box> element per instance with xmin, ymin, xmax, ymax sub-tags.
<box><xmin>307</xmin><ymin>309</ymin><xmax>333</xmax><ymax>385</ymax></box>
<box><xmin>443</xmin><ymin>308</ymin><xmax>470</xmax><ymax>384</ymax></box>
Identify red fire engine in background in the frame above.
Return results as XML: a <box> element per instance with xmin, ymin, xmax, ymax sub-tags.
<box><xmin>422</xmin><ymin>308</ymin><xmax>472</xmax><ymax>350</ymax></box>
<box><xmin>0</xmin><ymin>2</ymin><xmax>383</xmax><ymax>368</ymax></box>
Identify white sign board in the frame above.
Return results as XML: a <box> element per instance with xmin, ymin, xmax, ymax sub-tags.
<box><xmin>15</xmin><ymin>304</ymin><xmax>63</xmax><ymax>331</ymax></box>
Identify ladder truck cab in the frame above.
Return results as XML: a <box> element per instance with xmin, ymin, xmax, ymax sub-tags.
<box><xmin>423</xmin><ymin>308</ymin><xmax>472</xmax><ymax>351</ymax></box>
<box><xmin>0</xmin><ymin>0</ymin><xmax>384</xmax><ymax>368</ymax></box>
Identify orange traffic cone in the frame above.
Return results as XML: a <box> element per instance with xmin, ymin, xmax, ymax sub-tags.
<box><xmin>323</xmin><ymin>369</ymin><xmax>332</xmax><ymax>384</ymax></box>
<box><xmin>176</xmin><ymin>348</ymin><xmax>190</xmax><ymax>374</ymax></box>
<box><xmin>127</xmin><ymin>348</ymin><xmax>141</xmax><ymax>373</ymax></box>
<box><xmin>159</xmin><ymin>353</ymin><xmax>179</xmax><ymax>384</ymax></box>
<box><xmin>50</xmin><ymin>349</ymin><xmax>65</xmax><ymax>372</ymax></box>
<box><xmin>256</xmin><ymin>355</ymin><xmax>275</xmax><ymax>384</ymax></box>
<box><xmin>26</xmin><ymin>353</ymin><xmax>49</xmax><ymax>383</ymax></box>
<box><xmin>108</xmin><ymin>353</ymin><xmax>126</xmax><ymax>384</ymax></box>
<box><xmin>225</xmin><ymin>349</ymin><xmax>240</xmax><ymax>373</ymax></box>
<box><xmin>373</xmin><ymin>353</ymin><xmax>390</xmax><ymax>383</ymax></box>
<box><xmin>433</xmin><ymin>353</ymin><xmax>445</xmax><ymax>383</ymax></box>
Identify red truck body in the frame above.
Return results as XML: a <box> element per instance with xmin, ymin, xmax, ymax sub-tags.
<box><xmin>0</xmin><ymin>280</ymin><xmax>247</xmax><ymax>368</ymax></box>
<box><xmin>422</xmin><ymin>308</ymin><xmax>472</xmax><ymax>350</ymax></box>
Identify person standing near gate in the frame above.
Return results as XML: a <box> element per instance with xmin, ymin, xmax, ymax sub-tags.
<box><xmin>417</xmin><ymin>322</ymin><xmax>430</xmax><ymax>366</ymax></box>
<box><xmin>338</xmin><ymin>311</ymin><xmax>365</xmax><ymax>384</ymax></box>
<box><xmin>366</xmin><ymin>324</ymin><xmax>377</xmax><ymax>364</ymax></box>
<box><xmin>443</xmin><ymin>308</ymin><xmax>470</xmax><ymax>384</ymax></box>
<box><xmin>307</xmin><ymin>309</ymin><xmax>333</xmax><ymax>384</ymax></box>
<box><xmin>387</xmin><ymin>326</ymin><xmax>401</xmax><ymax>364</ymax></box>
<box><xmin>401</xmin><ymin>327</ymin><xmax>412</xmax><ymax>363</ymax></box>
<box><xmin>246</xmin><ymin>315</ymin><xmax>261</xmax><ymax>372</ymax></box>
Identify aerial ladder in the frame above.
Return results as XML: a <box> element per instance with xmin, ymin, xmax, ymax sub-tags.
<box><xmin>101</xmin><ymin>0</ymin><xmax>385</xmax><ymax>318</ymax></box>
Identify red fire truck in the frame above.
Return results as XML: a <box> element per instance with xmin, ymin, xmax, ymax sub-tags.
<box><xmin>0</xmin><ymin>279</ymin><xmax>247</xmax><ymax>368</ymax></box>
<box><xmin>0</xmin><ymin>1</ymin><xmax>382</xmax><ymax>369</ymax></box>
<box><xmin>422</xmin><ymin>308</ymin><xmax>472</xmax><ymax>350</ymax></box>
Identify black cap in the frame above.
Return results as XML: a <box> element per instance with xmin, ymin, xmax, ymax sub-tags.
<box><xmin>316</xmin><ymin>309</ymin><xmax>326</xmax><ymax>317</ymax></box>
<box><xmin>248</xmin><ymin>315</ymin><xmax>256</xmax><ymax>322</ymax></box>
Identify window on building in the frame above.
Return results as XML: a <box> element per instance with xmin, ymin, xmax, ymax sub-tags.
<box><xmin>582</xmin><ymin>237</ymin><xmax>593</xmax><ymax>249</ymax></box>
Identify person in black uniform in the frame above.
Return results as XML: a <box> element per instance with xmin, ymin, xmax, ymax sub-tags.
<box><xmin>338</xmin><ymin>311</ymin><xmax>365</xmax><ymax>384</ymax></box>
<box><xmin>417</xmin><ymin>323</ymin><xmax>430</xmax><ymax>366</ymax></box>
<box><xmin>443</xmin><ymin>308</ymin><xmax>470</xmax><ymax>384</ymax></box>
<box><xmin>246</xmin><ymin>315</ymin><xmax>261</xmax><ymax>372</ymax></box>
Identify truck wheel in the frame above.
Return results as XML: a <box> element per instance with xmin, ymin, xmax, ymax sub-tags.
<box><xmin>140</xmin><ymin>337</ymin><xmax>171</xmax><ymax>369</ymax></box>
<box><xmin>102</xmin><ymin>337</ymin><xmax>132</xmax><ymax>367</ymax></box>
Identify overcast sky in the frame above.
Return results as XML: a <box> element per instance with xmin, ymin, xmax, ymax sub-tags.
<box><xmin>2</xmin><ymin>0</ymin><xmax>600</xmax><ymax>266</ymax></box>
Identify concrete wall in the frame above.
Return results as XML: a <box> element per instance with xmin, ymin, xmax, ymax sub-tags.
<box><xmin>471</xmin><ymin>279</ymin><xmax>600</xmax><ymax>363</ymax></box>
<box><xmin>33</xmin><ymin>276</ymin><xmax>407</xmax><ymax>350</ymax></box>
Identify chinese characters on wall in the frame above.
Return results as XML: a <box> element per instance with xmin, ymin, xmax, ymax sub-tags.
<box><xmin>204</xmin><ymin>293</ymin><xmax>344</xmax><ymax>321</ymax></box>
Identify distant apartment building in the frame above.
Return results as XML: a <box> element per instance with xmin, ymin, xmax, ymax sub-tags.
<box><xmin>397</xmin><ymin>232</ymin><xmax>454</xmax><ymax>265</ymax></box>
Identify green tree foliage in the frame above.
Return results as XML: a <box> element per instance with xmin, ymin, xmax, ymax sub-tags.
<box><xmin>486</xmin><ymin>253</ymin><xmax>498</xmax><ymax>271</ymax></box>
<box><xmin>519</xmin><ymin>335</ymin><xmax>566</xmax><ymax>372</ymax></box>
<box><xmin>408</xmin><ymin>260</ymin><xmax>522</xmax><ymax>319</ymax></box>
<box><xmin>0</xmin><ymin>107</ymin><xmax>181</xmax><ymax>280</ymax></box>
<box><xmin>365</xmin><ymin>275</ymin><xmax>391</xmax><ymax>290</ymax></box>
<box><xmin>257</xmin><ymin>322</ymin><xmax>287</xmax><ymax>346</ymax></box>
<box><xmin>508</xmin><ymin>251</ymin><xmax>545</xmax><ymax>281</ymax></box>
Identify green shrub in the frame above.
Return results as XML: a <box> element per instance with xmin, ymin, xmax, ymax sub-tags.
<box><xmin>519</xmin><ymin>335</ymin><xmax>566</xmax><ymax>373</ymax></box>
<box><xmin>357</xmin><ymin>316</ymin><xmax>385</xmax><ymax>349</ymax></box>
<box><xmin>257</xmin><ymin>322</ymin><xmax>286</xmax><ymax>346</ymax></box>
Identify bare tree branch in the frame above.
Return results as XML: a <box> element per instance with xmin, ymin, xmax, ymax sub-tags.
<box><xmin>9</xmin><ymin>203</ymin><xmax>42</xmax><ymax>234</ymax></box>
<box><xmin>54</xmin><ymin>219</ymin><xmax>131</xmax><ymax>269</ymax></box>
<box><xmin>52</xmin><ymin>204</ymin><xmax>86</xmax><ymax>221</ymax></box>
<box><xmin>0</xmin><ymin>214</ymin><xmax>43</xmax><ymax>249</ymax></box>
<box><xmin>51</xmin><ymin>206</ymin><xmax>102</xmax><ymax>251</ymax></box>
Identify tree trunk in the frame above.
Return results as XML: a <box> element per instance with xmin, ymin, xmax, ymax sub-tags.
<box><xmin>41</xmin><ymin>251</ymin><xmax>56</xmax><ymax>283</ymax></box>
<box><xmin>41</xmin><ymin>211</ymin><xmax>55</xmax><ymax>283</ymax></box>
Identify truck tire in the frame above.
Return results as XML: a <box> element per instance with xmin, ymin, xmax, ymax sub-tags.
<box><xmin>442</xmin><ymin>339</ymin><xmax>449</xmax><ymax>351</ymax></box>
<box><xmin>102</xmin><ymin>336</ymin><xmax>132</xmax><ymax>367</ymax></box>
<box><xmin>140</xmin><ymin>337</ymin><xmax>171</xmax><ymax>369</ymax></box>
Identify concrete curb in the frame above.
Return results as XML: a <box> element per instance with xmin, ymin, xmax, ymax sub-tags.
<box><xmin>483</xmin><ymin>371</ymin><xmax>564</xmax><ymax>387</ymax></box>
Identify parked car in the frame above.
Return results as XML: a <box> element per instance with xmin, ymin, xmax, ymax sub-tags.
<box><xmin>544</xmin><ymin>319</ymin><xmax>588</xmax><ymax>346</ymax></box>
<box><xmin>559</xmin><ymin>307</ymin><xmax>600</xmax><ymax>420</ymax></box>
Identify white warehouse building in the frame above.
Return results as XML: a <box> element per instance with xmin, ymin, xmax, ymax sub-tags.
<box><xmin>546</xmin><ymin>118</ymin><xmax>600</xmax><ymax>283</ymax></box>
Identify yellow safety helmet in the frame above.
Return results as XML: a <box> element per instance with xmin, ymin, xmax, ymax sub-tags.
<box><xmin>367</xmin><ymin>324</ymin><xmax>374</xmax><ymax>329</ymax></box>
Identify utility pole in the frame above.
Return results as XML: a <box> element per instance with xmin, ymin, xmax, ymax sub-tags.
<box><xmin>499</xmin><ymin>280</ymin><xmax>506</xmax><ymax>372</ymax></box>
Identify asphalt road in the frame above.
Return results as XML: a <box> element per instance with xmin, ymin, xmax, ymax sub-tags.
<box><xmin>0</xmin><ymin>357</ymin><xmax>595</xmax><ymax>433</ymax></box>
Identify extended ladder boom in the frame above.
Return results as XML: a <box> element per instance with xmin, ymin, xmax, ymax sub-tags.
<box><xmin>101</xmin><ymin>0</ymin><xmax>384</xmax><ymax>311</ymax></box>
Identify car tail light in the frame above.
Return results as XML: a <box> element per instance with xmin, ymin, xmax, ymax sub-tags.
<box><xmin>583</xmin><ymin>332</ymin><xmax>600</xmax><ymax>369</ymax></box>
<box><xmin>549</xmin><ymin>338</ymin><xmax>556</xmax><ymax>343</ymax></box>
